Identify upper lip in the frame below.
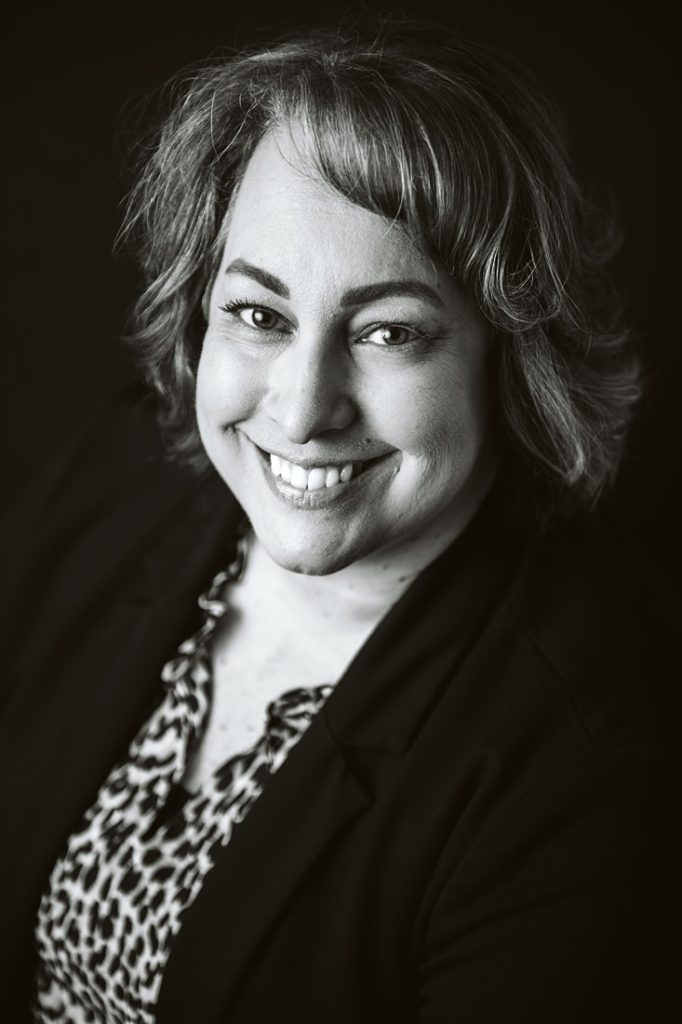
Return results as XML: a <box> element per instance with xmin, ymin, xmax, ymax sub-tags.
<box><xmin>249</xmin><ymin>440</ymin><xmax>394</xmax><ymax>468</ymax></box>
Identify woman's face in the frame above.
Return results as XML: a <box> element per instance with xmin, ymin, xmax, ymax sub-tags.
<box><xmin>197</xmin><ymin>128</ymin><xmax>496</xmax><ymax>576</ymax></box>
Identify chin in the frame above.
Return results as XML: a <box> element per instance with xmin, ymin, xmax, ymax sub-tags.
<box><xmin>256</xmin><ymin>522</ymin><xmax>370</xmax><ymax>577</ymax></box>
<box><xmin>267</xmin><ymin>540</ymin><xmax>356</xmax><ymax>577</ymax></box>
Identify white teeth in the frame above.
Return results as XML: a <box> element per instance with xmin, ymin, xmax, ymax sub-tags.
<box><xmin>290</xmin><ymin>465</ymin><xmax>308</xmax><ymax>490</ymax></box>
<box><xmin>307</xmin><ymin>468</ymin><xmax>327</xmax><ymax>491</ymax></box>
<box><xmin>268</xmin><ymin>454</ymin><xmax>356</xmax><ymax>491</ymax></box>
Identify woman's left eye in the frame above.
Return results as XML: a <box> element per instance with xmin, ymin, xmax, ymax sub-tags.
<box><xmin>359</xmin><ymin>324</ymin><xmax>423</xmax><ymax>347</ymax></box>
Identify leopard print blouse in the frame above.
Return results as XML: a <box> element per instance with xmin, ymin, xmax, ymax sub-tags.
<box><xmin>33</xmin><ymin>530</ymin><xmax>334</xmax><ymax>1023</ymax></box>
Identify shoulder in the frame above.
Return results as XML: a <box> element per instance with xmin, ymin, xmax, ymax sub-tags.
<box><xmin>501</xmin><ymin>512</ymin><xmax>662</xmax><ymax>752</ymax></box>
<box><xmin>2</xmin><ymin>387</ymin><xmax>185</xmax><ymax>543</ymax></box>
<box><xmin>0</xmin><ymin>388</ymin><xmax>239</xmax><ymax>672</ymax></box>
<box><xmin>413</xmin><ymin>498</ymin><xmax>665</xmax><ymax>883</ymax></box>
<box><xmin>415</xmin><ymin>514</ymin><xmax>668</xmax><ymax>1020</ymax></box>
<box><xmin>2</xmin><ymin>383</ymin><xmax>238</xmax><ymax>539</ymax></box>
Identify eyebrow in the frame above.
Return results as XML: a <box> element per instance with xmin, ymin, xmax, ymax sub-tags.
<box><xmin>224</xmin><ymin>258</ymin><xmax>444</xmax><ymax>307</ymax></box>
<box><xmin>224</xmin><ymin>259</ymin><xmax>290</xmax><ymax>298</ymax></box>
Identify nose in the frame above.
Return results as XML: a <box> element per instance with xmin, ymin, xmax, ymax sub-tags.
<box><xmin>265</xmin><ymin>334</ymin><xmax>356</xmax><ymax>444</ymax></box>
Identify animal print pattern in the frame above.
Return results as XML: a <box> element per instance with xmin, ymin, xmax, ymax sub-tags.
<box><xmin>33</xmin><ymin>529</ymin><xmax>334</xmax><ymax>1023</ymax></box>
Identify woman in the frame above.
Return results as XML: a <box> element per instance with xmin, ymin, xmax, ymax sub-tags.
<box><xmin>0</xmin><ymin>18</ymin><xmax>658</xmax><ymax>1023</ymax></box>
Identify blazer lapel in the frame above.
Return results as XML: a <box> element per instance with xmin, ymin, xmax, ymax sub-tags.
<box><xmin>157</xmin><ymin>711</ymin><xmax>371</xmax><ymax>1023</ymax></box>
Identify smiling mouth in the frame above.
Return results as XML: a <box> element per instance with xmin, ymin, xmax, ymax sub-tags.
<box><xmin>253</xmin><ymin>445</ymin><xmax>392</xmax><ymax>493</ymax></box>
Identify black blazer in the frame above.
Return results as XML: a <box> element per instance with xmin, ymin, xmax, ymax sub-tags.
<box><xmin>0</xmin><ymin>394</ymin><xmax>664</xmax><ymax>1023</ymax></box>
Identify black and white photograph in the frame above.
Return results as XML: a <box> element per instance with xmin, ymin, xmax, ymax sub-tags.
<box><xmin>2</xmin><ymin>2</ymin><xmax>679</xmax><ymax>1021</ymax></box>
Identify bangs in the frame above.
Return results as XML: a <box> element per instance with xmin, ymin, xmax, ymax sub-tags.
<box><xmin>266</xmin><ymin>65</ymin><xmax>509</xmax><ymax>285</ymax></box>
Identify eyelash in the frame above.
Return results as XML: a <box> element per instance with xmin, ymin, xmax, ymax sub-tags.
<box><xmin>217</xmin><ymin>299</ymin><xmax>431</xmax><ymax>349</ymax></box>
<box><xmin>218</xmin><ymin>299</ymin><xmax>288</xmax><ymax>333</ymax></box>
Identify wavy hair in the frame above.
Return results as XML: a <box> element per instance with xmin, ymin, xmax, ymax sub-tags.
<box><xmin>117</xmin><ymin>18</ymin><xmax>641</xmax><ymax>520</ymax></box>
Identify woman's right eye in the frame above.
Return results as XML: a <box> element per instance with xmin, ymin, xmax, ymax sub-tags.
<box><xmin>218</xmin><ymin>301</ymin><xmax>286</xmax><ymax>332</ymax></box>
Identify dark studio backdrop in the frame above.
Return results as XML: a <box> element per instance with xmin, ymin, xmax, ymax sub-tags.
<box><xmin>3</xmin><ymin>0</ymin><xmax>680</xmax><ymax>1007</ymax></box>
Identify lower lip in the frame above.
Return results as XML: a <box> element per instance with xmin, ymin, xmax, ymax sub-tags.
<box><xmin>252</xmin><ymin>445</ymin><xmax>399</xmax><ymax>509</ymax></box>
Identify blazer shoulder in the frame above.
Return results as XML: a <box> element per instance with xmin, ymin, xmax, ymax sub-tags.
<box><xmin>503</xmin><ymin>515</ymin><xmax>662</xmax><ymax>751</ymax></box>
<box><xmin>0</xmin><ymin>389</ymin><xmax>234</xmax><ymax>665</ymax></box>
<box><xmin>4</xmin><ymin>387</ymin><xmax>182</xmax><ymax>523</ymax></box>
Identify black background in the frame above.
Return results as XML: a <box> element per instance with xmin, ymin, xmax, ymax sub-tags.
<box><xmin>4</xmin><ymin>0</ymin><xmax>680</xmax><ymax>588</ymax></box>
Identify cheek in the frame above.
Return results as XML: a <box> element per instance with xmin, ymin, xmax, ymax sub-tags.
<box><xmin>371</xmin><ymin>361</ymin><xmax>489</xmax><ymax>467</ymax></box>
<box><xmin>195</xmin><ymin>332</ymin><xmax>262</xmax><ymax>429</ymax></box>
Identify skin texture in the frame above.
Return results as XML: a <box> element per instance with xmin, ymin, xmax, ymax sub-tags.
<box><xmin>196</xmin><ymin>126</ymin><xmax>497</xmax><ymax>593</ymax></box>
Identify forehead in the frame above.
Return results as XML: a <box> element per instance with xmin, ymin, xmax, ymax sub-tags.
<box><xmin>220</xmin><ymin>127</ymin><xmax>445</xmax><ymax>292</ymax></box>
